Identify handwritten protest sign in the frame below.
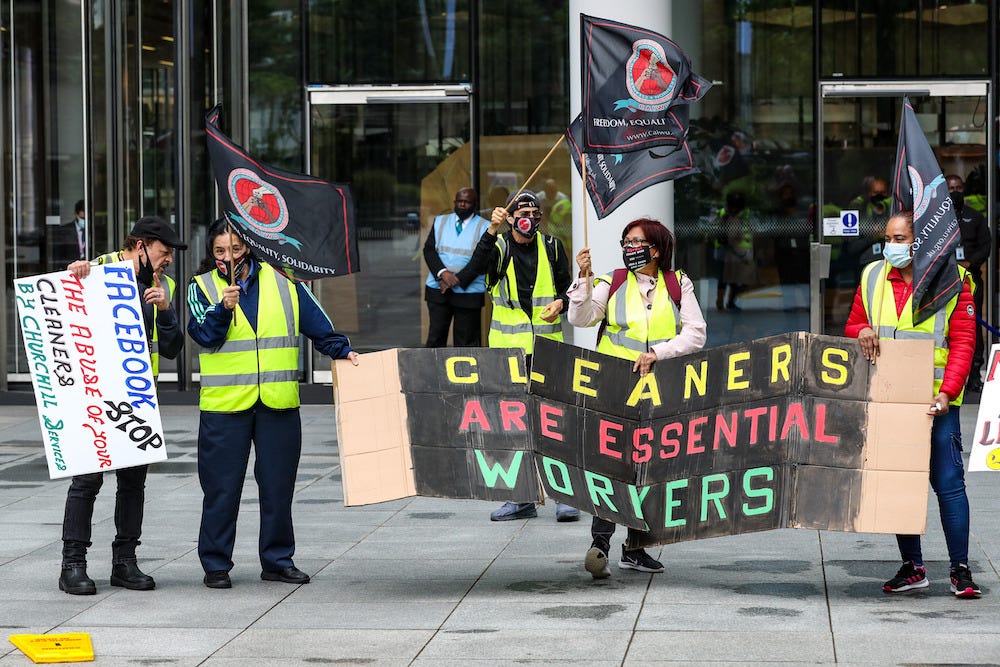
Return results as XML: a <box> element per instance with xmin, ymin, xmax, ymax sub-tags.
<box><xmin>14</xmin><ymin>262</ymin><xmax>166</xmax><ymax>478</ymax></box>
<box><xmin>970</xmin><ymin>343</ymin><xmax>1000</xmax><ymax>471</ymax></box>
<box><xmin>334</xmin><ymin>334</ymin><xmax>934</xmax><ymax>547</ymax></box>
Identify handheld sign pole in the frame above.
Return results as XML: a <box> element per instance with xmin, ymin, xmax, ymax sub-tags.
<box><xmin>504</xmin><ymin>134</ymin><xmax>566</xmax><ymax>211</ymax></box>
<box><xmin>581</xmin><ymin>152</ymin><xmax>589</xmax><ymax>248</ymax></box>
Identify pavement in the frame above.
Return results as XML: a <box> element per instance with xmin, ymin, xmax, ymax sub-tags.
<box><xmin>0</xmin><ymin>400</ymin><xmax>998</xmax><ymax>666</ymax></box>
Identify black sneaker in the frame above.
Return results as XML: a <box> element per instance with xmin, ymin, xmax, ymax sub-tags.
<box><xmin>883</xmin><ymin>561</ymin><xmax>928</xmax><ymax>593</ymax></box>
<box><xmin>950</xmin><ymin>564</ymin><xmax>982</xmax><ymax>599</ymax></box>
<box><xmin>584</xmin><ymin>545</ymin><xmax>610</xmax><ymax>579</ymax></box>
<box><xmin>618</xmin><ymin>546</ymin><xmax>664</xmax><ymax>573</ymax></box>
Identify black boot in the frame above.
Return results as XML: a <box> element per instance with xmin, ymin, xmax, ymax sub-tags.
<box><xmin>110</xmin><ymin>561</ymin><xmax>155</xmax><ymax>590</ymax></box>
<box><xmin>59</xmin><ymin>566</ymin><xmax>96</xmax><ymax>595</ymax></box>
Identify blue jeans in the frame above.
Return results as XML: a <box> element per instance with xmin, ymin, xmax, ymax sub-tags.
<box><xmin>896</xmin><ymin>406</ymin><xmax>970</xmax><ymax>569</ymax></box>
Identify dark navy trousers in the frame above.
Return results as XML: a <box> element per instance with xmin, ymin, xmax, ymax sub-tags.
<box><xmin>197</xmin><ymin>404</ymin><xmax>302</xmax><ymax>573</ymax></box>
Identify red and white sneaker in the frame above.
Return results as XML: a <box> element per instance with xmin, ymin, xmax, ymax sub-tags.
<box><xmin>950</xmin><ymin>564</ymin><xmax>982</xmax><ymax>599</ymax></box>
<box><xmin>883</xmin><ymin>561</ymin><xmax>928</xmax><ymax>593</ymax></box>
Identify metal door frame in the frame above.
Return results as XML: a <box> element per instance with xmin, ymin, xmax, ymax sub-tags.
<box><xmin>813</xmin><ymin>79</ymin><xmax>994</xmax><ymax>334</ymax></box>
<box><xmin>304</xmin><ymin>84</ymin><xmax>473</xmax><ymax>383</ymax></box>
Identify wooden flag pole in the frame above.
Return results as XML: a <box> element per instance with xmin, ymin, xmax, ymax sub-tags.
<box><xmin>228</xmin><ymin>223</ymin><xmax>238</xmax><ymax>324</ymax></box>
<box><xmin>581</xmin><ymin>152</ymin><xmax>589</xmax><ymax>249</ymax></box>
<box><xmin>505</xmin><ymin>134</ymin><xmax>566</xmax><ymax>211</ymax></box>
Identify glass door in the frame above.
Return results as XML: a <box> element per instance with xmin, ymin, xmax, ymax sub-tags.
<box><xmin>816</xmin><ymin>80</ymin><xmax>993</xmax><ymax>338</ymax></box>
<box><xmin>307</xmin><ymin>85</ymin><xmax>472</xmax><ymax>381</ymax></box>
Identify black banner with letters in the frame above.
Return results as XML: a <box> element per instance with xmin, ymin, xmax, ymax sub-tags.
<box><xmin>890</xmin><ymin>97</ymin><xmax>962</xmax><ymax>323</ymax></box>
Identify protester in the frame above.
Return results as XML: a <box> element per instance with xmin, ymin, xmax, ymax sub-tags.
<box><xmin>464</xmin><ymin>190</ymin><xmax>579</xmax><ymax>522</ymax></box>
<box><xmin>186</xmin><ymin>219</ymin><xmax>359</xmax><ymax>589</ymax></box>
<box><xmin>59</xmin><ymin>215</ymin><xmax>186</xmax><ymax>595</ymax></box>
<box><xmin>844</xmin><ymin>210</ymin><xmax>981</xmax><ymax>598</ymax></box>
<box><xmin>423</xmin><ymin>187</ymin><xmax>489</xmax><ymax>347</ymax></box>
<box><xmin>946</xmin><ymin>174</ymin><xmax>990</xmax><ymax>392</ymax></box>
<box><xmin>568</xmin><ymin>218</ymin><xmax>706</xmax><ymax>578</ymax></box>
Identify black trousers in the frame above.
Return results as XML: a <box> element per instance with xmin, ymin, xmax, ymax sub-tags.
<box><xmin>61</xmin><ymin>465</ymin><xmax>148</xmax><ymax>567</ymax></box>
<box><xmin>591</xmin><ymin>516</ymin><xmax>646</xmax><ymax>553</ymax></box>
<box><xmin>426</xmin><ymin>300</ymin><xmax>483</xmax><ymax>347</ymax></box>
<box><xmin>197</xmin><ymin>405</ymin><xmax>302</xmax><ymax>573</ymax></box>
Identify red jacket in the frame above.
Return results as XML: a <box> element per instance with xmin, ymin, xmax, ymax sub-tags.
<box><xmin>844</xmin><ymin>265</ymin><xmax>976</xmax><ymax>401</ymax></box>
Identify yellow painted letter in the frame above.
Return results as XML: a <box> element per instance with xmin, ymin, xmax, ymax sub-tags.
<box><xmin>572</xmin><ymin>358</ymin><xmax>600</xmax><ymax>397</ymax></box>
<box><xmin>771</xmin><ymin>344</ymin><xmax>791</xmax><ymax>384</ymax></box>
<box><xmin>684</xmin><ymin>360</ymin><xmax>708</xmax><ymax>399</ymax></box>
<box><xmin>821</xmin><ymin>347</ymin><xmax>849</xmax><ymax>385</ymax></box>
<box><xmin>727</xmin><ymin>351</ymin><xmax>751</xmax><ymax>390</ymax></box>
<box><xmin>626</xmin><ymin>374</ymin><xmax>662</xmax><ymax>407</ymax></box>
<box><xmin>446</xmin><ymin>356</ymin><xmax>478</xmax><ymax>384</ymax></box>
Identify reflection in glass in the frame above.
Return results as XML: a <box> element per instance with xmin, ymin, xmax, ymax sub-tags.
<box><xmin>309</xmin><ymin>101</ymin><xmax>470</xmax><ymax>357</ymax></box>
<box><xmin>309</xmin><ymin>1</ymin><xmax>470</xmax><ymax>84</ymax></box>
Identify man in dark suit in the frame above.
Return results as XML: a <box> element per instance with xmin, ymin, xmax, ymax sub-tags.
<box><xmin>49</xmin><ymin>199</ymin><xmax>87</xmax><ymax>269</ymax></box>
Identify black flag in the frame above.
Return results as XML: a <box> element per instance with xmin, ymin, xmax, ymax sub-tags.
<box><xmin>581</xmin><ymin>14</ymin><xmax>711</xmax><ymax>153</ymax></box>
<box><xmin>205</xmin><ymin>105</ymin><xmax>358</xmax><ymax>281</ymax></box>
<box><xmin>890</xmin><ymin>98</ymin><xmax>962</xmax><ymax>324</ymax></box>
<box><xmin>566</xmin><ymin>114</ymin><xmax>698</xmax><ymax>219</ymax></box>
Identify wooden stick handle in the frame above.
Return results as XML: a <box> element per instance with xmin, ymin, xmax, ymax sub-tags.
<box><xmin>505</xmin><ymin>134</ymin><xmax>567</xmax><ymax>211</ymax></box>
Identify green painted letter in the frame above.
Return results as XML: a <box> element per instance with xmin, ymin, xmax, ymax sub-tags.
<box><xmin>584</xmin><ymin>471</ymin><xmax>617</xmax><ymax>511</ymax></box>
<box><xmin>700</xmin><ymin>473</ymin><xmax>730</xmax><ymax>522</ymax></box>
<box><xmin>742</xmin><ymin>467</ymin><xmax>774</xmax><ymax>516</ymax></box>
<box><xmin>474</xmin><ymin>450</ymin><xmax>523</xmax><ymax>489</ymax></box>
<box><xmin>542</xmin><ymin>457</ymin><xmax>573</xmax><ymax>495</ymax></box>
<box><xmin>664</xmin><ymin>479</ymin><xmax>688</xmax><ymax>528</ymax></box>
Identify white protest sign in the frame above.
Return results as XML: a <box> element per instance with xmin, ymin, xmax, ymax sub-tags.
<box><xmin>970</xmin><ymin>343</ymin><xmax>1000</xmax><ymax>471</ymax></box>
<box><xmin>14</xmin><ymin>261</ymin><xmax>167</xmax><ymax>478</ymax></box>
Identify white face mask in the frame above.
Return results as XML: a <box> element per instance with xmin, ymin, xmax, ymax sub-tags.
<box><xmin>883</xmin><ymin>242</ymin><xmax>913</xmax><ymax>268</ymax></box>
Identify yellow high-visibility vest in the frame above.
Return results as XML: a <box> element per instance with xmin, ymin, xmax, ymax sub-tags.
<box><xmin>860</xmin><ymin>260</ymin><xmax>968</xmax><ymax>405</ymax></box>
<box><xmin>596</xmin><ymin>270</ymin><xmax>682</xmax><ymax>361</ymax></box>
<box><xmin>194</xmin><ymin>264</ymin><xmax>300</xmax><ymax>412</ymax></box>
<box><xmin>488</xmin><ymin>234</ymin><xmax>563</xmax><ymax>354</ymax></box>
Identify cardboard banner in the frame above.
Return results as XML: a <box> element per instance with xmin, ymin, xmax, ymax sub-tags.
<box><xmin>334</xmin><ymin>334</ymin><xmax>934</xmax><ymax>547</ymax></box>
<box><xmin>14</xmin><ymin>263</ymin><xmax>167</xmax><ymax>478</ymax></box>
<box><xmin>970</xmin><ymin>343</ymin><xmax>1000</xmax><ymax>471</ymax></box>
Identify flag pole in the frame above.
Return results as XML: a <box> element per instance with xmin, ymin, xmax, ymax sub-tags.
<box><xmin>504</xmin><ymin>134</ymin><xmax>566</xmax><ymax>211</ymax></box>
<box><xmin>581</xmin><ymin>153</ymin><xmax>589</xmax><ymax>249</ymax></box>
<box><xmin>227</xmin><ymin>222</ymin><xmax>238</xmax><ymax>325</ymax></box>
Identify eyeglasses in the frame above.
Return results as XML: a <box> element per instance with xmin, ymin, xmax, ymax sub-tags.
<box><xmin>620</xmin><ymin>238</ymin><xmax>652</xmax><ymax>248</ymax></box>
<box><xmin>514</xmin><ymin>210</ymin><xmax>542</xmax><ymax>219</ymax></box>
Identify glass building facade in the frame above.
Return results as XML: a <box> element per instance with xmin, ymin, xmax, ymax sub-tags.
<box><xmin>0</xmin><ymin>0</ymin><xmax>995</xmax><ymax>391</ymax></box>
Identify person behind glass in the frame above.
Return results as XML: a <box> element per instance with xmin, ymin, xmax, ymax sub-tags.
<box><xmin>59</xmin><ymin>215</ymin><xmax>187</xmax><ymax>595</ymax></box>
<box><xmin>844</xmin><ymin>210</ymin><xmax>981</xmax><ymax>599</ymax></box>
<box><xmin>50</xmin><ymin>199</ymin><xmax>88</xmax><ymax>269</ymax></box>
<box><xmin>946</xmin><ymin>174</ymin><xmax>990</xmax><ymax>393</ymax></box>
<box><xmin>187</xmin><ymin>220</ymin><xmax>360</xmax><ymax>589</ymax></box>
<box><xmin>423</xmin><ymin>187</ymin><xmax>489</xmax><ymax>347</ymax></box>
<box><xmin>465</xmin><ymin>190</ymin><xmax>579</xmax><ymax>522</ymax></box>
<box><xmin>569</xmin><ymin>219</ymin><xmax>707</xmax><ymax>578</ymax></box>
<box><xmin>850</xmin><ymin>176</ymin><xmax>892</xmax><ymax>218</ymax></box>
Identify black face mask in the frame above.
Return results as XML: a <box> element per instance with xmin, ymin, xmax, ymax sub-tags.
<box><xmin>513</xmin><ymin>216</ymin><xmax>540</xmax><ymax>238</ymax></box>
<box><xmin>136</xmin><ymin>244</ymin><xmax>155</xmax><ymax>286</ymax></box>
<box><xmin>454</xmin><ymin>205</ymin><xmax>474</xmax><ymax>220</ymax></box>
<box><xmin>949</xmin><ymin>191</ymin><xmax>965</xmax><ymax>210</ymax></box>
<box><xmin>870</xmin><ymin>194</ymin><xmax>887</xmax><ymax>204</ymax></box>
<box><xmin>623</xmin><ymin>245</ymin><xmax>653</xmax><ymax>272</ymax></box>
<box><xmin>215</xmin><ymin>255</ymin><xmax>248</xmax><ymax>278</ymax></box>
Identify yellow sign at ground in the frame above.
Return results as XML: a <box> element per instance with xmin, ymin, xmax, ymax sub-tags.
<box><xmin>9</xmin><ymin>633</ymin><xmax>94</xmax><ymax>663</ymax></box>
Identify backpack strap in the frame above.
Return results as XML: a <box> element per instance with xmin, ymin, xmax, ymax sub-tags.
<box><xmin>663</xmin><ymin>269</ymin><xmax>682</xmax><ymax>309</ymax></box>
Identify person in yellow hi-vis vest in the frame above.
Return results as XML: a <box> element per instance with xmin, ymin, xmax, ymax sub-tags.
<box><xmin>568</xmin><ymin>218</ymin><xmax>707</xmax><ymax>579</ymax></box>
<box><xmin>60</xmin><ymin>216</ymin><xmax>186</xmax><ymax>595</ymax></box>
<box><xmin>463</xmin><ymin>190</ymin><xmax>577</xmax><ymax>522</ymax></box>
<box><xmin>187</xmin><ymin>219</ymin><xmax>359</xmax><ymax>590</ymax></box>
<box><xmin>845</xmin><ymin>210</ymin><xmax>981</xmax><ymax>599</ymax></box>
